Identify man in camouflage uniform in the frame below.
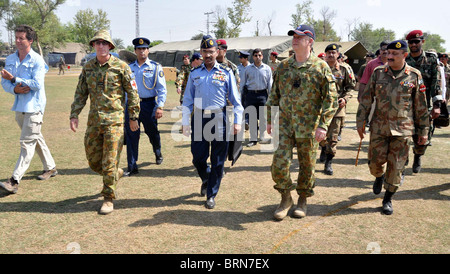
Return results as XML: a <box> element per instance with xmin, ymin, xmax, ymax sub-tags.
<box><xmin>216</xmin><ymin>39</ymin><xmax>240</xmax><ymax>87</ymax></box>
<box><xmin>175</xmin><ymin>55</ymin><xmax>191</xmax><ymax>106</ymax></box>
<box><xmin>319</xmin><ymin>43</ymin><xmax>355</xmax><ymax>175</ymax></box>
<box><xmin>405</xmin><ymin>30</ymin><xmax>443</xmax><ymax>173</ymax></box>
<box><xmin>69</xmin><ymin>30</ymin><xmax>140</xmax><ymax>215</ymax></box>
<box><xmin>266</xmin><ymin>25</ymin><xmax>338</xmax><ymax>220</ymax></box>
<box><xmin>357</xmin><ymin>40</ymin><xmax>429</xmax><ymax>215</ymax></box>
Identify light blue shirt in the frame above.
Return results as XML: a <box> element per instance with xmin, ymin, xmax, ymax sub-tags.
<box><xmin>1</xmin><ymin>48</ymin><xmax>49</xmax><ymax>113</ymax></box>
<box><xmin>240</xmin><ymin>62</ymin><xmax>273</xmax><ymax>94</ymax></box>
<box><xmin>128</xmin><ymin>59</ymin><xmax>167</xmax><ymax>108</ymax></box>
<box><xmin>182</xmin><ymin>61</ymin><xmax>243</xmax><ymax>126</ymax></box>
<box><xmin>237</xmin><ymin>63</ymin><xmax>249</xmax><ymax>79</ymax></box>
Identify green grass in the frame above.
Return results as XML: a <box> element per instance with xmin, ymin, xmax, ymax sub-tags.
<box><xmin>0</xmin><ymin>68</ymin><xmax>449</xmax><ymax>254</ymax></box>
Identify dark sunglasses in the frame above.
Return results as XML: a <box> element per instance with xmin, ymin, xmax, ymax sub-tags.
<box><xmin>408</xmin><ymin>40</ymin><xmax>422</xmax><ymax>45</ymax></box>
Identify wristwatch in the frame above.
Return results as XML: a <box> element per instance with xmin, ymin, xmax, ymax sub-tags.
<box><xmin>130</xmin><ymin>117</ymin><xmax>138</xmax><ymax>121</ymax></box>
<box><xmin>11</xmin><ymin>77</ymin><xmax>16</xmax><ymax>84</ymax></box>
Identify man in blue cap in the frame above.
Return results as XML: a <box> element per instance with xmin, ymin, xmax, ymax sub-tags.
<box><xmin>182</xmin><ymin>35</ymin><xmax>243</xmax><ymax>209</ymax></box>
<box><xmin>124</xmin><ymin>37</ymin><xmax>167</xmax><ymax>176</ymax></box>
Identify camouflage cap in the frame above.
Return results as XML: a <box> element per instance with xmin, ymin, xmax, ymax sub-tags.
<box><xmin>89</xmin><ymin>29</ymin><xmax>116</xmax><ymax>49</ymax></box>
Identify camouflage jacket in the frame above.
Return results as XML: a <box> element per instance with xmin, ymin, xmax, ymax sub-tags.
<box><xmin>70</xmin><ymin>55</ymin><xmax>140</xmax><ymax>126</ymax></box>
<box><xmin>356</xmin><ymin>64</ymin><xmax>429</xmax><ymax>137</ymax></box>
<box><xmin>329</xmin><ymin>62</ymin><xmax>355</xmax><ymax>117</ymax></box>
<box><xmin>266</xmin><ymin>54</ymin><xmax>338</xmax><ymax>138</ymax></box>
<box><xmin>219</xmin><ymin>57</ymin><xmax>240</xmax><ymax>86</ymax></box>
<box><xmin>406</xmin><ymin>51</ymin><xmax>442</xmax><ymax>107</ymax></box>
<box><xmin>175</xmin><ymin>64</ymin><xmax>192</xmax><ymax>90</ymax></box>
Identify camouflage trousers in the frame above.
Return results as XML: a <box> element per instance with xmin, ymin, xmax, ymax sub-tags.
<box><xmin>271</xmin><ymin>133</ymin><xmax>318</xmax><ymax>197</ymax></box>
<box><xmin>368</xmin><ymin>133</ymin><xmax>411</xmax><ymax>193</ymax></box>
<box><xmin>319</xmin><ymin>116</ymin><xmax>343</xmax><ymax>155</ymax></box>
<box><xmin>84</xmin><ymin>125</ymin><xmax>124</xmax><ymax>199</ymax></box>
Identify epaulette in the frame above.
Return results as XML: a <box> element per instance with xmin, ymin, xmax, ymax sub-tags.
<box><xmin>191</xmin><ymin>65</ymin><xmax>202</xmax><ymax>72</ymax></box>
<box><xmin>218</xmin><ymin>62</ymin><xmax>232</xmax><ymax>72</ymax></box>
<box><xmin>149</xmin><ymin>60</ymin><xmax>161</xmax><ymax>67</ymax></box>
<box><xmin>407</xmin><ymin>65</ymin><xmax>422</xmax><ymax>77</ymax></box>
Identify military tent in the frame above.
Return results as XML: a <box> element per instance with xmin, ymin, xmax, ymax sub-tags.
<box><xmin>149</xmin><ymin>36</ymin><xmax>369</xmax><ymax>74</ymax></box>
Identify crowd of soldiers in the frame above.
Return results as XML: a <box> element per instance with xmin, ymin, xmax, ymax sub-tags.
<box><xmin>1</xmin><ymin>24</ymin><xmax>448</xmax><ymax>218</ymax></box>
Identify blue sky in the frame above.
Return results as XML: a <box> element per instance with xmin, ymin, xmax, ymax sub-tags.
<box><xmin>2</xmin><ymin>0</ymin><xmax>449</xmax><ymax>51</ymax></box>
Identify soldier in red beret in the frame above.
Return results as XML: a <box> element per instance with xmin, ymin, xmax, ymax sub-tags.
<box><xmin>405</xmin><ymin>29</ymin><xmax>443</xmax><ymax>173</ymax></box>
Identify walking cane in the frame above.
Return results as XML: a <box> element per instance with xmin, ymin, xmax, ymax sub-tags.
<box><xmin>355</xmin><ymin>121</ymin><xmax>366</xmax><ymax>166</ymax></box>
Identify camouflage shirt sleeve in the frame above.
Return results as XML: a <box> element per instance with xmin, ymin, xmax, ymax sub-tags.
<box><xmin>122</xmin><ymin>64</ymin><xmax>140</xmax><ymax>120</ymax></box>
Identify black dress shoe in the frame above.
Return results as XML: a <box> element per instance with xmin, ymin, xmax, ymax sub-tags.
<box><xmin>156</xmin><ymin>154</ymin><xmax>163</xmax><ymax>165</ymax></box>
<box><xmin>124</xmin><ymin>169</ymin><xmax>139</xmax><ymax>177</ymax></box>
<box><xmin>205</xmin><ymin>197</ymin><xmax>215</xmax><ymax>209</ymax></box>
<box><xmin>373</xmin><ymin>174</ymin><xmax>384</xmax><ymax>195</ymax></box>
<box><xmin>246</xmin><ymin>141</ymin><xmax>257</xmax><ymax>147</ymax></box>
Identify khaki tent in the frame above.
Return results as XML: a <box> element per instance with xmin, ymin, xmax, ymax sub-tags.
<box><xmin>149</xmin><ymin>37</ymin><xmax>369</xmax><ymax>74</ymax></box>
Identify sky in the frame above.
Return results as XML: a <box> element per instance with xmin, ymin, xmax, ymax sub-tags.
<box><xmin>1</xmin><ymin>0</ymin><xmax>449</xmax><ymax>51</ymax></box>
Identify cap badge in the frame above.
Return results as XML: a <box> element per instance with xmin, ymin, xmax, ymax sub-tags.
<box><xmin>139</xmin><ymin>39</ymin><xmax>144</xmax><ymax>45</ymax></box>
<box><xmin>396</xmin><ymin>42</ymin><xmax>401</xmax><ymax>49</ymax></box>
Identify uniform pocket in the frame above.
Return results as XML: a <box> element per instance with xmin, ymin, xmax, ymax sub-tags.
<box><xmin>29</xmin><ymin>112</ymin><xmax>43</xmax><ymax>135</ymax></box>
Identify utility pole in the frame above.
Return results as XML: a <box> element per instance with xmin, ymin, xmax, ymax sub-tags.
<box><xmin>136</xmin><ymin>0</ymin><xmax>143</xmax><ymax>37</ymax></box>
<box><xmin>204</xmin><ymin>11</ymin><xmax>214</xmax><ymax>36</ymax></box>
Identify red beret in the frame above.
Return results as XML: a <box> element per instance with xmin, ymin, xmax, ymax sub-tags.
<box><xmin>271</xmin><ymin>51</ymin><xmax>278</xmax><ymax>56</ymax></box>
<box><xmin>216</xmin><ymin>39</ymin><xmax>227</xmax><ymax>46</ymax></box>
<box><xmin>406</xmin><ymin>30</ymin><xmax>424</xmax><ymax>41</ymax></box>
<box><xmin>318</xmin><ymin>53</ymin><xmax>325</xmax><ymax>58</ymax></box>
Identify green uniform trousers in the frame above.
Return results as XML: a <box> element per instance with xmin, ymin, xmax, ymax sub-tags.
<box><xmin>368</xmin><ymin>133</ymin><xmax>411</xmax><ymax>193</ymax></box>
<box><xmin>84</xmin><ymin>125</ymin><xmax>124</xmax><ymax>199</ymax></box>
<box><xmin>271</xmin><ymin>133</ymin><xmax>317</xmax><ymax>197</ymax></box>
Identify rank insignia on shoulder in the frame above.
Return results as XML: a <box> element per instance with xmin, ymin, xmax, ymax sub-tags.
<box><xmin>159</xmin><ymin>70</ymin><xmax>164</xmax><ymax>78</ymax></box>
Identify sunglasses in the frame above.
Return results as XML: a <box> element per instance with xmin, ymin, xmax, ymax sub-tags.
<box><xmin>408</xmin><ymin>40</ymin><xmax>422</xmax><ymax>45</ymax></box>
<box><xmin>94</xmin><ymin>40</ymin><xmax>110</xmax><ymax>46</ymax></box>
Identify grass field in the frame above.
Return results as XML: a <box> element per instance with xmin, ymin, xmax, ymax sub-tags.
<box><xmin>0</xmin><ymin>67</ymin><xmax>449</xmax><ymax>254</ymax></box>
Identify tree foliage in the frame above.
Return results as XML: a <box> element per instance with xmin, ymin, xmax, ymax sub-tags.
<box><xmin>5</xmin><ymin>0</ymin><xmax>66</xmax><ymax>56</ymax></box>
<box><xmin>72</xmin><ymin>8</ymin><xmax>110</xmax><ymax>53</ymax></box>
<box><xmin>351</xmin><ymin>22</ymin><xmax>395</xmax><ymax>52</ymax></box>
<box><xmin>213</xmin><ymin>0</ymin><xmax>251</xmax><ymax>38</ymax></box>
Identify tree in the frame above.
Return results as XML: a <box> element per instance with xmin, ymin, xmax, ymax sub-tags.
<box><xmin>290</xmin><ymin>0</ymin><xmax>314</xmax><ymax>28</ymax></box>
<box><xmin>351</xmin><ymin>22</ymin><xmax>395</xmax><ymax>52</ymax></box>
<box><xmin>226</xmin><ymin>0</ymin><xmax>252</xmax><ymax>38</ymax></box>
<box><xmin>72</xmin><ymin>8</ymin><xmax>110</xmax><ymax>53</ymax></box>
<box><xmin>422</xmin><ymin>33</ymin><xmax>446</xmax><ymax>53</ymax></box>
<box><xmin>313</xmin><ymin>7</ymin><xmax>339</xmax><ymax>42</ymax></box>
<box><xmin>213</xmin><ymin>5</ymin><xmax>228</xmax><ymax>39</ymax></box>
<box><xmin>6</xmin><ymin>0</ymin><xmax>66</xmax><ymax>56</ymax></box>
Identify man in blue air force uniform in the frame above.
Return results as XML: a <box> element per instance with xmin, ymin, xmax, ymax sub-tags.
<box><xmin>182</xmin><ymin>35</ymin><xmax>244</xmax><ymax>209</ymax></box>
<box><xmin>124</xmin><ymin>37</ymin><xmax>167</xmax><ymax>176</ymax></box>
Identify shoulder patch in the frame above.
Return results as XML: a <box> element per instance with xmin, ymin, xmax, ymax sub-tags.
<box><xmin>218</xmin><ymin>63</ymin><xmax>231</xmax><ymax>71</ymax></box>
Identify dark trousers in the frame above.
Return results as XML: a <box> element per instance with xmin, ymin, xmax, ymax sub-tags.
<box><xmin>244</xmin><ymin>91</ymin><xmax>268</xmax><ymax>141</ymax></box>
<box><xmin>124</xmin><ymin>98</ymin><xmax>161</xmax><ymax>171</ymax></box>
<box><xmin>191</xmin><ymin>109</ymin><xmax>229</xmax><ymax>199</ymax></box>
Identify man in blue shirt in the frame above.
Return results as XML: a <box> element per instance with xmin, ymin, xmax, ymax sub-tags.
<box><xmin>240</xmin><ymin>48</ymin><xmax>273</xmax><ymax>147</ymax></box>
<box><xmin>182</xmin><ymin>35</ymin><xmax>243</xmax><ymax>209</ymax></box>
<box><xmin>124</xmin><ymin>37</ymin><xmax>167</xmax><ymax>176</ymax></box>
<box><xmin>0</xmin><ymin>25</ymin><xmax>57</xmax><ymax>194</ymax></box>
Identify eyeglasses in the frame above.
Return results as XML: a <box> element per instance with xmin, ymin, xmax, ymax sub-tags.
<box><xmin>253</xmin><ymin>54</ymin><xmax>263</xmax><ymax>57</ymax></box>
<box><xmin>408</xmin><ymin>40</ymin><xmax>422</xmax><ymax>45</ymax></box>
<box><xmin>94</xmin><ymin>40</ymin><xmax>110</xmax><ymax>46</ymax></box>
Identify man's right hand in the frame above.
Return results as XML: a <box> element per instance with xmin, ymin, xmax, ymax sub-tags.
<box><xmin>70</xmin><ymin>118</ymin><xmax>79</xmax><ymax>132</ymax></box>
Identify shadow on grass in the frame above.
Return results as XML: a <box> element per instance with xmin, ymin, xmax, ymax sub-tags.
<box><xmin>129</xmin><ymin>205</ymin><xmax>275</xmax><ymax>231</ymax></box>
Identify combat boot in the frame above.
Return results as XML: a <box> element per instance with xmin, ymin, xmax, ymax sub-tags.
<box><xmin>373</xmin><ymin>174</ymin><xmax>384</xmax><ymax>195</ymax></box>
<box><xmin>273</xmin><ymin>191</ymin><xmax>294</xmax><ymax>220</ymax></box>
<box><xmin>319</xmin><ymin>146</ymin><xmax>326</xmax><ymax>162</ymax></box>
<box><xmin>0</xmin><ymin>177</ymin><xmax>19</xmax><ymax>194</ymax></box>
<box><xmin>412</xmin><ymin>154</ymin><xmax>422</xmax><ymax>173</ymax></box>
<box><xmin>99</xmin><ymin>197</ymin><xmax>114</xmax><ymax>215</ymax></box>
<box><xmin>382</xmin><ymin>191</ymin><xmax>395</xmax><ymax>215</ymax></box>
<box><xmin>324</xmin><ymin>154</ymin><xmax>334</xmax><ymax>175</ymax></box>
<box><xmin>292</xmin><ymin>193</ymin><xmax>307</xmax><ymax>218</ymax></box>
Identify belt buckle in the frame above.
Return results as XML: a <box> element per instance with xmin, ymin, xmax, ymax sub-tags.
<box><xmin>204</xmin><ymin>109</ymin><xmax>212</xmax><ymax>115</ymax></box>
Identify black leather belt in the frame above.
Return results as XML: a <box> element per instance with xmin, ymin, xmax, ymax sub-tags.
<box><xmin>247</xmin><ymin>89</ymin><xmax>267</xmax><ymax>93</ymax></box>
<box><xmin>140</xmin><ymin>97</ymin><xmax>156</xmax><ymax>102</ymax></box>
